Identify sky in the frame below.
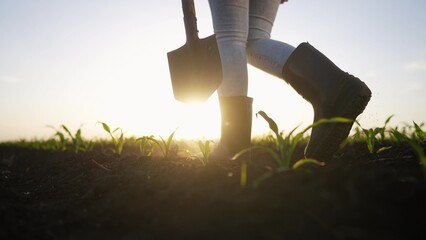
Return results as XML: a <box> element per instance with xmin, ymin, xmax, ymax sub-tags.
<box><xmin>1</xmin><ymin>0</ymin><xmax>426</xmax><ymax>142</ymax></box>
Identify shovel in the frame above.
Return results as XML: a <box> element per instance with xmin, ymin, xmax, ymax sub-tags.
<box><xmin>167</xmin><ymin>0</ymin><xmax>222</xmax><ymax>103</ymax></box>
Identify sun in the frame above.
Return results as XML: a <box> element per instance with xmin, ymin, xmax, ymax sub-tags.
<box><xmin>171</xmin><ymin>97</ymin><xmax>221</xmax><ymax>140</ymax></box>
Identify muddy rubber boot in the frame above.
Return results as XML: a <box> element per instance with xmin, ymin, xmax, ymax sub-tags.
<box><xmin>211</xmin><ymin>96</ymin><xmax>253</xmax><ymax>160</ymax></box>
<box><xmin>282</xmin><ymin>42</ymin><xmax>371</xmax><ymax>161</ymax></box>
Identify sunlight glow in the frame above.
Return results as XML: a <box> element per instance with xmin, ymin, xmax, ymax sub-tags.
<box><xmin>1</xmin><ymin>1</ymin><xmax>425</xmax><ymax>142</ymax></box>
<box><xmin>172</xmin><ymin>98</ymin><xmax>221</xmax><ymax>140</ymax></box>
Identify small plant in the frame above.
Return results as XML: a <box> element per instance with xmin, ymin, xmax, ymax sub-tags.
<box><xmin>197</xmin><ymin>139</ymin><xmax>213</xmax><ymax>166</ymax></box>
<box><xmin>47</xmin><ymin>125</ymin><xmax>93</xmax><ymax>153</ymax></box>
<box><xmin>149</xmin><ymin>130</ymin><xmax>177</xmax><ymax>159</ymax></box>
<box><xmin>136</xmin><ymin>135</ymin><xmax>155</xmax><ymax>157</ymax></box>
<box><xmin>361</xmin><ymin>127</ymin><xmax>383</xmax><ymax>154</ymax></box>
<box><xmin>379</xmin><ymin>115</ymin><xmax>394</xmax><ymax>140</ymax></box>
<box><xmin>47</xmin><ymin>125</ymin><xmax>68</xmax><ymax>151</ymax></box>
<box><xmin>391</xmin><ymin>128</ymin><xmax>426</xmax><ymax>180</ymax></box>
<box><xmin>350</xmin><ymin>125</ymin><xmax>364</xmax><ymax>143</ymax></box>
<box><xmin>413</xmin><ymin>122</ymin><xmax>425</xmax><ymax>143</ymax></box>
<box><xmin>98</xmin><ymin>122</ymin><xmax>125</xmax><ymax>156</ymax></box>
<box><xmin>409</xmin><ymin>141</ymin><xmax>426</xmax><ymax>181</ymax></box>
<box><xmin>61</xmin><ymin>125</ymin><xmax>93</xmax><ymax>153</ymax></box>
<box><xmin>355</xmin><ymin>115</ymin><xmax>394</xmax><ymax>154</ymax></box>
<box><xmin>233</xmin><ymin>111</ymin><xmax>351</xmax><ymax>187</ymax></box>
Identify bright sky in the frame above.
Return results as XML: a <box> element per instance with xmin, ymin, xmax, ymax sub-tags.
<box><xmin>1</xmin><ymin>0</ymin><xmax>426</xmax><ymax>141</ymax></box>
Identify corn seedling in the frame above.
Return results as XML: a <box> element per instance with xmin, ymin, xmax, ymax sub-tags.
<box><xmin>413</xmin><ymin>122</ymin><xmax>425</xmax><ymax>143</ymax></box>
<box><xmin>47</xmin><ymin>125</ymin><xmax>93</xmax><ymax>152</ymax></box>
<box><xmin>197</xmin><ymin>139</ymin><xmax>213</xmax><ymax>166</ymax></box>
<box><xmin>149</xmin><ymin>130</ymin><xmax>177</xmax><ymax>159</ymax></box>
<box><xmin>391</xmin><ymin>128</ymin><xmax>426</xmax><ymax>180</ymax></box>
<box><xmin>233</xmin><ymin>111</ymin><xmax>351</xmax><ymax>187</ymax></box>
<box><xmin>361</xmin><ymin>127</ymin><xmax>382</xmax><ymax>154</ymax></box>
<box><xmin>409</xmin><ymin>141</ymin><xmax>426</xmax><ymax>181</ymax></box>
<box><xmin>60</xmin><ymin>125</ymin><xmax>93</xmax><ymax>153</ymax></box>
<box><xmin>47</xmin><ymin>125</ymin><xmax>68</xmax><ymax>151</ymax></box>
<box><xmin>355</xmin><ymin>115</ymin><xmax>394</xmax><ymax>154</ymax></box>
<box><xmin>136</xmin><ymin>136</ymin><xmax>155</xmax><ymax>157</ymax></box>
<box><xmin>98</xmin><ymin>122</ymin><xmax>125</xmax><ymax>156</ymax></box>
<box><xmin>379</xmin><ymin>115</ymin><xmax>394</xmax><ymax>140</ymax></box>
<box><xmin>350</xmin><ymin>125</ymin><xmax>364</xmax><ymax>143</ymax></box>
<box><xmin>391</xmin><ymin>128</ymin><xmax>407</xmax><ymax>143</ymax></box>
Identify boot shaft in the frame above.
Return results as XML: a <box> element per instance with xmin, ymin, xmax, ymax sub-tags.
<box><xmin>281</xmin><ymin>42</ymin><xmax>371</xmax><ymax>161</ymax></box>
<box><xmin>219</xmin><ymin>96</ymin><xmax>253</xmax><ymax>156</ymax></box>
<box><xmin>282</xmin><ymin>42</ymin><xmax>346</xmax><ymax>108</ymax></box>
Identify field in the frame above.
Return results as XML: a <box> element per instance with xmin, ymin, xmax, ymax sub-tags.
<box><xmin>1</xmin><ymin>119</ymin><xmax>425</xmax><ymax>240</ymax></box>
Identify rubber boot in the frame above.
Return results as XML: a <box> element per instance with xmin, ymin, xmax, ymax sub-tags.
<box><xmin>212</xmin><ymin>96</ymin><xmax>253</xmax><ymax>160</ymax></box>
<box><xmin>282</xmin><ymin>42</ymin><xmax>371</xmax><ymax>161</ymax></box>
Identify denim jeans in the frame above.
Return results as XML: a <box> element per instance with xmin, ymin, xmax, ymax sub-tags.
<box><xmin>209</xmin><ymin>0</ymin><xmax>295</xmax><ymax>96</ymax></box>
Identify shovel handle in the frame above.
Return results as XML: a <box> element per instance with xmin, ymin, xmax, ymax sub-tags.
<box><xmin>182</xmin><ymin>0</ymin><xmax>199</xmax><ymax>43</ymax></box>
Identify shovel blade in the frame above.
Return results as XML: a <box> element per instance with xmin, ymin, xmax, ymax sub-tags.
<box><xmin>167</xmin><ymin>35</ymin><xmax>222</xmax><ymax>102</ymax></box>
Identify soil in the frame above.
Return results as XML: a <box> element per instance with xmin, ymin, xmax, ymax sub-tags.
<box><xmin>1</xmin><ymin>141</ymin><xmax>425</xmax><ymax>240</ymax></box>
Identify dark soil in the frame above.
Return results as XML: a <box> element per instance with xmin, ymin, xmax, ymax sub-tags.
<box><xmin>1</xmin><ymin>142</ymin><xmax>425</xmax><ymax>240</ymax></box>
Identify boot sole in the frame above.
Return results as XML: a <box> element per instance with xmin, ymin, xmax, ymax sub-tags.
<box><xmin>305</xmin><ymin>79</ymin><xmax>372</xmax><ymax>161</ymax></box>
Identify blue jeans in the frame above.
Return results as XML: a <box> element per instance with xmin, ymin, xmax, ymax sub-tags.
<box><xmin>209</xmin><ymin>0</ymin><xmax>294</xmax><ymax>96</ymax></box>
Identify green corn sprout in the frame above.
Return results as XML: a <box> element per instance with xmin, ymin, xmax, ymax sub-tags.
<box><xmin>233</xmin><ymin>111</ymin><xmax>351</xmax><ymax>187</ymax></box>
<box><xmin>197</xmin><ymin>139</ymin><xmax>213</xmax><ymax>166</ymax></box>
<box><xmin>409</xmin><ymin>141</ymin><xmax>426</xmax><ymax>181</ymax></box>
<box><xmin>149</xmin><ymin>130</ymin><xmax>177</xmax><ymax>159</ymax></box>
<box><xmin>60</xmin><ymin>125</ymin><xmax>93</xmax><ymax>153</ymax></box>
<box><xmin>47</xmin><ymin>125</ymin><xmax>68</xmax><ymax>151</ymax></box>
<box><xmin>362</xmin><ymin>128</ymin><xmax>381</xmax><ymax>154</ymax></box>
<box><xmin>98</xmin><ymin>122</ymin><xmax>125</xmax><ymax>156</ymax></box>
<box><xmin>380</xmin><ymin>115</ymin><xmax>394</xmax><ymax>140</ymax></box>
<box><xmin>350</xmin><ymin>125</ymin><xmax>364</xmax><ymax>143</ymax></box>
<box><xmin>136</xmin><ymin>136</ymin><xmax>155</xmax><ymax>157</ymax></box>
<box><xmin>391</xmin><ymin>129</ymin><xmax>426</xmax><ymax>180</ymax></box>
<box><xmin>413</xmin><ymin>122</ymin><xmax>425</xmax><ymax>143</ymax></box>
<box><xmin>355</xmin><ymin>115</ymin><xmax>394</xmax><ymax>154</ymax></box>
<box><xmin>47</xmin><ymin>124</ymin><xmax>93</xmax><ymax>152</ymax></box>
<box><xmin>183</xmin><ymin>139</ymin><xmax>212</xmax><ymax>166</ymax></box>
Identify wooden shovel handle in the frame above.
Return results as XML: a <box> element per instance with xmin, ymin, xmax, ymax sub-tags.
<box><xmin>182</xmin><ymin>0</ymin><xmax>199</xmax><ymax>43</ymax></box>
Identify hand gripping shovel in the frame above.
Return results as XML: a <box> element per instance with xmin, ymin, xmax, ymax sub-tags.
<box><xmin>167</xmin><ymin>0</ymin><xmax>223</xmax><ymax>103</ymax></box>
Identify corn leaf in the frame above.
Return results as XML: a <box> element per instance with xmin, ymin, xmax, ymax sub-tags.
<box><xmin>292</xmin><ymin>158</ymin><xmax>325</xmax><ymax>169</ymax></box>
<box><xmin>232</xmin><ymin>145</ymin><xmax>281</xmax><ymax>165</ymax></box>
<box><xmin>257</xmin><ymin>111</ymin><xmax>279</xmax><ymax>136</ymax></box>
<box><xmin>414</xmin><ymin>122</ymin><xmax>425</xmax><ymax>142</ymax></box>
<box><xmin>99</xmin><ymin>122</ymin><xmax>111</xmax><ymax>134</ymax></box>
<box><xmin>61</xmin><ymin>125</ymin><xmax>74</xmax><ymax>140</ymax></box>
<box><xmin>377</xmin><ymin>146</ymin><xmax>392</xmax><ymax>154</ymax></box>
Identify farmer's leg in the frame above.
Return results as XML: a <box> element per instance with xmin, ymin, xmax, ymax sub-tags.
<box><xmin>209</xmin><ymin>0</ymin><xmax>249</xmax><ymax>97</ymax></box>
<box><xmin>209</xmin><ymin>0</ymin><xmax>252</xmax><ymax>158</ymax></box>
<box><xmin>247</xmin><ymin>0</ymin><xmax>371</xmax><ymax>161</ymax></box>
<box><xmin>246</xmin><ymin>0</ymin><xmax>295</xmax><ymax>77</ymax></box>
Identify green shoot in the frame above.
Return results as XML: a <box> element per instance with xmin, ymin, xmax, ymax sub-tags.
<box><xmin>149</xmin><ymin>130</ymin><xmax>177</xmax><ymax>159</ymax></box>
<box><xmin>362</xmin><ymin>127</ymin><xmax>381</xmax><ymax>154</ymax></box>
<box><xmin>409</xmin><ymin>142</ymin><xmax>426</xmax><ymax>181</ymax></box>
<box><xmin>350</xmin><ymin>125</ymin><xmax>364</xmax><ymax>143</ymax></box>
<box><xmin>136</xmin><ymin>136</ymin><xmax>155</xmax><ymax>157</ymax></box>
<box><xmin>413</xmin><ymin>122</ymin><xmax>425</xmax><ymax>142</ymax></box>
<box><xmin>355</xmin><ymin>115</ymin><xmax>394</xmax><ymax>154</ymax></box>
<box><xmin>234</xmin><ymin>111</ymin><xmax>350</xmax><ymax>168</ymax></box>
<box><xmin>241</xmin><ymin>160</ymin><xmax>248</xmax><ymax>188</ymax></box>
<box><xmin>47</xmin><ymin>125</ymin><xmax>93</xmax><ymax>153</ymax></box>
<box><xmin>233</xmin><ymin>111</ymin><xmax>352</xmax><ymax>187</ymax></box>
<box><xmin>391</xmin><ymin>129</ymin><xmax>426</xmax><ymax>180</ymax></box>
<box><xmin>380</xmin><ymin>115</ymin><xmax>394</xmax><ymax>140</ymax></box>
<box><xmin>197</xmin><ymin>139</ymin><xmax>213</xmax><ymax>166</ymax></box>
<box><xmin>98</xmin><ymin>122</ymin><xmax>125</xmax><ymax>156</ymax></box>
<box><xmin>47</xmin><ymin>125</ymin><xmax>68</xmax><ymax>151</ymax></box>
<box><xmin>292</xmin><ymin>158</ymin><xmax>326</xmax><ymax>169</ymax></box>
<box><xmin>60</xmin><ymin>125</ymin><xmax>93</xmax><ymax>153</ymax></box>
